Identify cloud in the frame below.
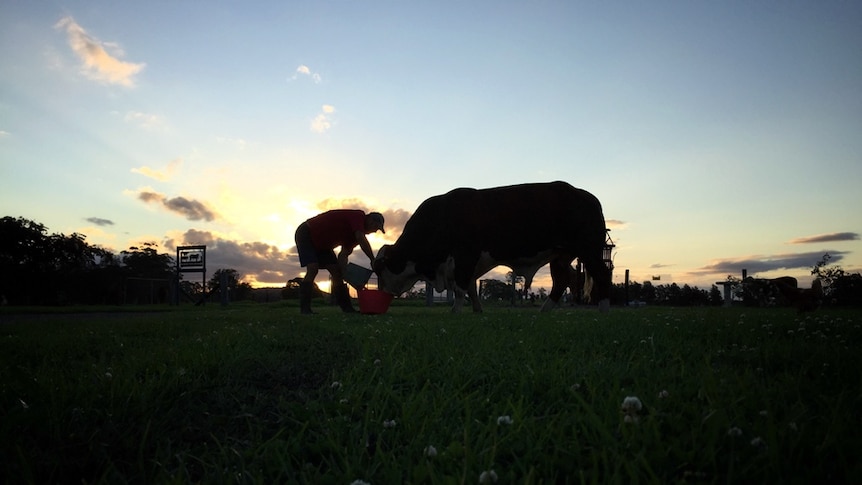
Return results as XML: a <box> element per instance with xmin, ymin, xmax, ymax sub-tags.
<box><xmin>696</xmin><ymin>251</ymin><xmax>847</xmax><ymax>276</ymax></box>
<box><xmin>0</xmin><ymin>130</ymin><xmax>10</xmax><ymax>138</ymax></box>
<box><xmin>132</xmin><ymin>158</ymin><xmax>182</xmax><ymax>182</ymax></box>
<box><xmin>291</xmin><ymin>64</ymin><xmax>322</xmax><ymax>83</ymax></box>
<box><xmin>124</xmin><ymin>111</ymin><xmax>165</xmax><ymax>130</ymax></box>
<box><xmin>159</xmin><ymin>204</ymin><xmax>415</xmax><ymax>286</ymax></box>
<box><xmin>313</xmin><ymin>198</ymin><xmax>413</xmax><ymax>240</ymax></box>
<box><xmin>606</xmin><ymin>219</ymin><xmax>627</xmax><ymax>229</ymax></box>
<box><xmin>788</xmin><ymin>232</ymin><xmax>860</xmax><ymax>244</ymax></box>
<box><xmin>650</xmin><ymin>263</ymin><xmax>672</xmax><ymax>269</ymax></box>
<box><xmin>54</xmin><ymin>16</ymin><xmax>145</xmax><ymax>87</ymax></box>
<box><xmin>85</xmin><ymin>217</ymin><xmax>114</xmax><ymax>226</ymax></box>
<box><xmin>310</xmin><ymin>104</ymin><xmax>336</xmax><ymax>133</ymax></box>
<box><xmin>137</xmin><ymin>190</ymin><xmax>217</xmax><ymax>221</ymax></box>
<box><xmin>163</xmin><ymin>229</ymin><xmax>297</xmax><ymax>286</ymax></box>
<box><xmin>315</xmin><ymin>197</ymin><xmax>369</xmax><ymax>212</ymax></box>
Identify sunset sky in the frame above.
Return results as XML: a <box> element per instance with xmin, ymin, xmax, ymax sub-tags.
<box><xmin>1</xmin><ymin>1</ymin><xmax>860</xmax><ymax>293</ymax></box>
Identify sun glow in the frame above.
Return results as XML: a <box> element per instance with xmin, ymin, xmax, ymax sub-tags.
<box><xmin>316</xmin><ymin>280</ymin><xmax>332</xmax><ymax>294</ymax></box>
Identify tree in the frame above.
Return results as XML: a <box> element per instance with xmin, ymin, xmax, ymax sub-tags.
<box><xmin>481</xmin><ymin>279</ymin><xmax>513</xmax><ymax>302</ymax></box>
<box><xmin>121</xmin><ymin>243</ymin><xmax>174</xmax><ymax>278</ymax></box>
<box><xmin>0</xmin><ymin>217</ymin><xmax>119</xmax><ymax>305</ymax></box>
<box><xmin>208</xmin><ymin>268</ymin><xmax>253</xmax><ymax>301</ymax></box>
<box><xmin>1</xmin><ymin>217</ymin><xmax>51</xmax><ymax>304</ymax></box>
<box><xmin>627</xmin><ymin>281</ymin><xmax>643</xmax><ymax>303</ymax></box>
<box><xmin>709</xmin><ymin>285</ymin><xmax>723</xmax><ymax>306</ymax></box>
<box><xmin>118</xmin><ymin>243</ymin><xmax>175</xmax><ymax>305</ymax></box>
<box><xmin>0</xmin><ymin>217</ymin><xmax>51</xmax><ymax>268</ymax></box>
<box><xmin>283</xmin><ymin>277</ymin><xmax>322</xmax><ymax>300</ymax></box>
<box><xmin>812</xmin><ymin>253</ymin><xmax>862</xmax><ymax>306</ymax></box>
<box><xmin>641</xmin><ymin>281</ymin><xmax>656</xmax><ymax>304</ymax></box>
<box><xmin>811</xmin><ymin>253</ymin><xmax>844</xmax><ymax>296</ymax></box>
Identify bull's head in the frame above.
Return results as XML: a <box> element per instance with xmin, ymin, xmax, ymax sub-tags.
<box><xmin>374</xmin><ymin>244</ymin><xmax>420</xmax><ymax>295</ymax></box>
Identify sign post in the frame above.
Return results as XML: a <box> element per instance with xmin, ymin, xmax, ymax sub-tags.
<box><xmin>176</xmin><ymin>245</ymin><xmax>206</xmax><ymax>304</ymax></box>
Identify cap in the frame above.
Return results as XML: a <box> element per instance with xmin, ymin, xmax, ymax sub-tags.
<box><xmin>368</xmin><ymin>212</ymin><xmax>385</xmax><ymax>233</ymax></box>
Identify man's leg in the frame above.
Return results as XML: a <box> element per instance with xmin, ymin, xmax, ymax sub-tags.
<box><xmin>300</xmin><ymin>264</ymin><xmax>319</xmax><ymax>314</ymax></box>
<box><xmin>327</xmin><ymin>264</ymin><xmax>356</xmax><ymax>313</ymax></box>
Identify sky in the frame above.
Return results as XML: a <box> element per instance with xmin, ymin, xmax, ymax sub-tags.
<box><xmin>1</xmin><ymin>1</ymin><xmax>860</xmax><ymax>294</ymax></box>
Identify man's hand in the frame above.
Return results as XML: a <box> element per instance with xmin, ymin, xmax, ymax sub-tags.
<box><xmin>355</xmin><ymin>230</ymin><xmax>376</xmax><ymax>266</ymax></box>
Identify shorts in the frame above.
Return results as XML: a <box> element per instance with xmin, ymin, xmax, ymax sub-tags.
<box><xmin>295</xmin><ymin>222</ymin><xmax>338</xmax><ymax>267</ymax></box>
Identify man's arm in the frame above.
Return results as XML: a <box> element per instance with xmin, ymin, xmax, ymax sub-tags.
<box><xmin>354</xmin><ymin>230</ymin><xmax>375</xmax><ymax>265</ymax></box>
<box><xmin>337</xmin><ymin>245</ymin><xmax>353</xmax><ymax>270</ymax></box>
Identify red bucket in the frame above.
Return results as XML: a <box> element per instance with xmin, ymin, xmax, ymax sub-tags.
<box><xmin>358</xmin><ymin>289</ymin><xmax>394</xmax><ymax>314</ymax></box>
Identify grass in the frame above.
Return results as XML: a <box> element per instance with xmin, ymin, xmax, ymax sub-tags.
<box><xmin>1</xmin><ymin>301</ymin><xmax>861</xmax><ymax>484</ymax></box>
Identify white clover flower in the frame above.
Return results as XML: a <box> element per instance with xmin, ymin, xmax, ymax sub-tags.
<box><xmin>622</xmin><ymin>396</ymin><xmax>642</xmax><ymax>411</ymax></box>
<box><xmin>383</xmin><ymin>419</ymin><xmax>397</xmax><ymax>428</ymax></box>
<box><xmin>373</xmin><ymin>359</ymin><xmax>382</xmax><ymax>366</ymax></box>
<box><xmin>497</xmin><ymin>415</ymin><xmax>514</xmax><ymax>425</ymax></box>
<box><xmin>350</xmin><ymin>480</ymin><xmax>371</xmax><ymax>485</ymax></box>
<box><xmin>621</xmin><ymin>396</ymin><xmax>643</xmax><ymax>424</ymax></box>
<box><xmin>479</xmin><ymin>469</ymin><xmax>498</xmax><ymax>483</ymax></box>
<box><xmin>750</xmin><ymin>436</ymin><xmax>767</xmax><ymax>449</ymax></box>
<box><xmin>658</xmin><ymin>390</ymin><xmax>669</xmax><ymax>399</ymax></box>
<box><xmin>424</xmin><ymin>445</ymin><xmax>437</xmax><ymax>458</ymax></box>
<box><xmin>727</xmin><ymin>426</ymin><xmax>743</xmax><ymax>437</ymax></box>
<box><xmin>331</xmin><ymin>381</ymin><xmax>343</xmax><ymax>389</ymax></box>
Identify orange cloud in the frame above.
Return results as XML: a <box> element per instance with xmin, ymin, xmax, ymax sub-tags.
<box><xmin>131</xmin><ymin>158</ymin><xmax>182</xmax><ymax>182</ymax></box>
<box><xmin>55</xmin><ymin>16</ymin><xmax>145</xmax><ymax>87</ymax></box>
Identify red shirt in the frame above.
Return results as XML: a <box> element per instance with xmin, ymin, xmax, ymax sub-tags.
<box><xmin>306</xmin><ymin>210</ymin><xmax>366</xmax><ymax>250</ymax></box>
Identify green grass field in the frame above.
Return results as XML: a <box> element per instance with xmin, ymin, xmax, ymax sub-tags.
<box><xmin>2</xmin><ymin>302</ymin><xmax>860</xmax><ymax>484</ymax></box>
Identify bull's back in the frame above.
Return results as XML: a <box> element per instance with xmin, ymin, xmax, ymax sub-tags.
<box><xmin>443</xmin><ymin>181</ymin><xmax>603</xmax><ymax>244</ymax></box>
<box><xmin>395</xmin><ymin>181</ymin><xmax>604</xmax><ymax>254</ymax></box>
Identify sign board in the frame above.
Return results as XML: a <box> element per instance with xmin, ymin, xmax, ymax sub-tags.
<box><xmin>177</xmin><ymin>245</ymin><xmax>206</xmax><ymax>272</ymax></box>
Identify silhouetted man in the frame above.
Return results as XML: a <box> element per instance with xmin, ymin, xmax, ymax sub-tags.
<box><xmin>294</xmin><ymin>210</ymin><xmax>385</xmax><ymax>314</ymax></box>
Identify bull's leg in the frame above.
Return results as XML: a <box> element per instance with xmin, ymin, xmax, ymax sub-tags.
<box><xmin>451</xmin><ymin>286</ymin><xmax>465</xmax><ymax>313</ymax></box>
<box><xmin>582</xmin><ymin>255</ymin><xmax>611</xmax><ymax>313</ymax></box>
<box><xmin>451</xmin><ymin>257</ymin><xmax>482</xmax><ymax>313</ymax></box>
<box><xmin>450</xmin><ymin>282</ymin><xmax>482</xmax><ymax>313</ymax></box>
<box><xmin>541</xmin><ymin>258</ymin><xmax>572</xmax><ymax>312</ymax></box>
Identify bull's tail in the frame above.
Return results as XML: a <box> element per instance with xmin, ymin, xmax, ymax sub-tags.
<box><xmin>583</xmin><ymin>272</ymin><xmax>594</xmax><ymax>304</ymax></box>
<box><xmin>580</xmin><ymin>256</ymin><xmax>611</xmax><ymax>312</ymax></box>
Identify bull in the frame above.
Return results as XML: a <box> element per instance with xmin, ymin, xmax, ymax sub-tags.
<box><xmin>374</xmin><ymin>181</ymin><xmax>611</xmax><ymax>313</ymax></box>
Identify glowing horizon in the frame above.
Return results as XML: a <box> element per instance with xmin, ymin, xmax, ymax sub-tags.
<box><xmin>1</xmin><ymin>2</ymin><xmax>859</xmax><ymax>294</ymax></box>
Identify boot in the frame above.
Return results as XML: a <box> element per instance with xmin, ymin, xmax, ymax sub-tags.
<box><xmin>299</xmin><ymin>282</ymin><xmax>315</xmax><ymax>314</ymax></box>
<box><xmin>333</xmin><ymin>282</ymin><xmax>357</xmax><ymax>313</ymax></box>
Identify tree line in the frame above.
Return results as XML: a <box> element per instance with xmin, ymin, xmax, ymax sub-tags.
<box><xmin>411</xmin><ymin>261</ymin><xmax>861</xmax><ymax>309</ymax></box>
<box><xmin>2</xmin><ymin>215</ymin><xmax>859</xmax><ymax>308</ymax></box>
<box><xmin>0</xmin><ymin>216</ymin><xmax>251</xmax><ymax>305</ymax></box>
